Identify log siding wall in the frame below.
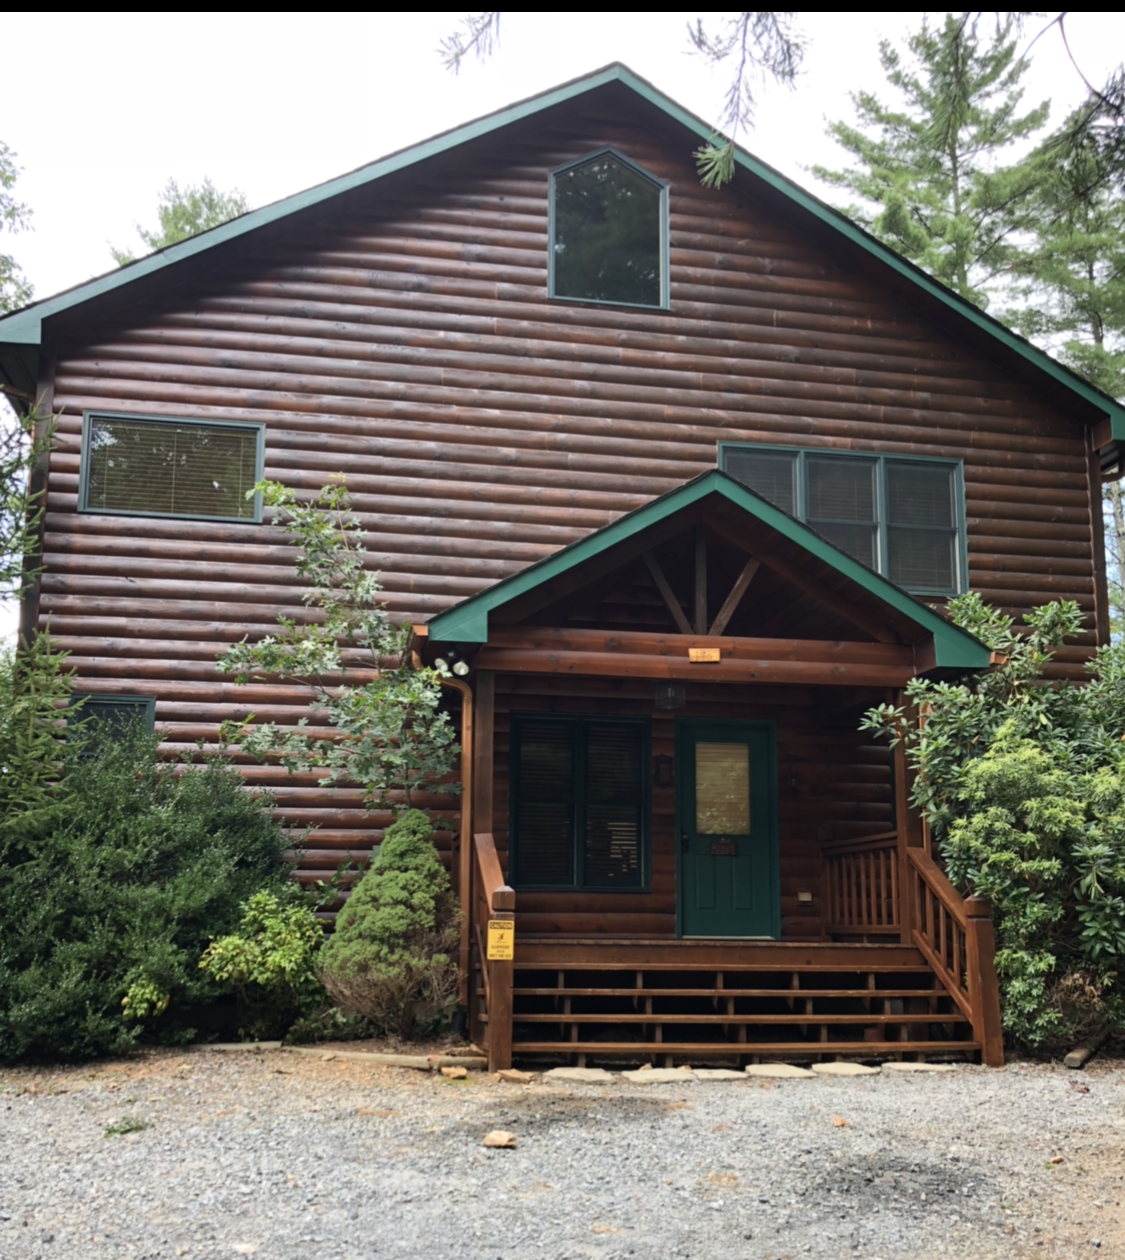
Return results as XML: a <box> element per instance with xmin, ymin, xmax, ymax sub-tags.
<box><xmin>35</xmin><ymin>97</ymin><xmax>1102</xmax><ymax>866</ymax></box>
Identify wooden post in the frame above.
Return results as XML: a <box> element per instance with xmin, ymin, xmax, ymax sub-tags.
<box><xmin>488</xmin><ymin>925</ymin><xmax>515</xmax><ymax>1072</ymax></box>
<box><xmin>473</xmin><ymin>671</ymin><xmax>495</xmax><ymax>846</ymax></box>
<box><xmin>693</xmin><ymin>525</ymin><xmax>707</xmax><ymax>635</ymax></box>
<box><xmin>964</xmin><ymin>895</ymin><xmax>1004</xmax><ymax>1067</ymax></box>
<box><xmin>892</xmin><ymin>692</ymin><xmax>922</xmax><ymax>945</ymax></box>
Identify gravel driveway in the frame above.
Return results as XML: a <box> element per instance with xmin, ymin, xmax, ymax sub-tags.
<box><xmin>2</xmin><ymin>1048</ymin><xmax>1123</xmax><ymax>1260</ymax></box>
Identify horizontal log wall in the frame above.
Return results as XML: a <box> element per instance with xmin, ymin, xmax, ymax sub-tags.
<box><xmin>36</xmin><ymin>90</ymin><xmax>1102</xmax><ymax>861</ymax></box>
<box><xmin>490</xmin><ymin>673</ymin><xmax>892</xmax><ymax>940</ymax></box>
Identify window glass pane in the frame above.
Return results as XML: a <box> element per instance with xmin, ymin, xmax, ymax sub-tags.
<box><xmin>813</xmin><ymin>521</ymin><xmax>878</xmax><ymax>569</ymax></box>
<box><xmin>513</xmin><ymin>721</ymin><xmax>575</xmax><ymax>886</ymax></box>
<box><xmin>553</xmin><ymin>155</ymin><xmax>662</xmax><ymax>306</ymax></box>
<box><xmin>584</xmin><ymin>723</ymin><xmax>643</xmax><ymax>888</ymax></box>
<box><xmin>887</xmin><ymin>462</ymin><xmax>954</xmax><ymax>528</ymax></box>
<box><xmin>695</xmin><ymin>742</ymin><xmax>750</xmax><ymax>835</ymax></box>
<box><xmin>806</xmin><ymin>455</ymin><xmax>877</xmax><ymax>522</ymax></box>
<box><xmin>723</xmin><ymin>448</ymin><xmax>797</xmax><ymax>515</ymax></box>
<box><xmin>888</xmin><ymin>527</ymin><xmax>956</xmax><ymax>591</ymax></box>
<box><xmin>85</xmin><ymin>416</ymin><xmax>259</xmax><ymax>520</ymax></box>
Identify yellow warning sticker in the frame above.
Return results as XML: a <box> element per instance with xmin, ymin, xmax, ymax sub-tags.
<box><xmin>487</xmin><ymin>919</ymin><xmax>514</xmax><ymax>961</ymax></box>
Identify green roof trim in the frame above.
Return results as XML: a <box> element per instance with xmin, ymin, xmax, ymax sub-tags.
<box><xmin>2</xmin><ymin>63</ymin><xmax>1123</xmax><ymax>433</ymax></box>
<box><xmin>427</xmin><ymin>469</ymin><xmax>990</xmax><ymax>672</ymax></box>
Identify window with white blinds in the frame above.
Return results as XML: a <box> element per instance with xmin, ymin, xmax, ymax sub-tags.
<box><xmin>509</xmin><ymin>715</ymin><xmax>649</xmax><ymax>891</ymax></box>
<box><xmin>81</xmin><ymin>412</ymin><xmax>264</xmax><ymax>522</ymax></box>
<box><xmin>722</xmin><ymin>444</ymin><xmax>964</xmax><ymax>596</ymax></box>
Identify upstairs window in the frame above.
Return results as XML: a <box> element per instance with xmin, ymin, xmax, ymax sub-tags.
<box><xmin>509</xmin><ymin>714</ymin><xmax>650</xmax><ymax>891</ymax></box>
<box><xmin>81</xmin><ymin>412</ymin><xmax>264</xmax><ymax>522</ymax></box>
<box><xmin>549</xmin><ymin>149</ymin><xmax>668</xmax><ymax>309</ymax></box>
<box><xmin>722</xmin><ymin>444</ymin><xmax>966</xmax><ymax>596</ymax></box>
<box><xmin>70</xmin><ymin>694</ymin><xmax>155</xmax><ymax>737</ymax></box>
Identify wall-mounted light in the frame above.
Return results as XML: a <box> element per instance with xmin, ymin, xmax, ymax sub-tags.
<box><xmin>654</xmin><ymin>683</ymin><xmax>685</xmax><ymax>711</ymax></box>
<box><xmin>434</xmin><ymin>645</ymin><xmax>472</xmax><ymax>677</ymax></box>
<box><xmin>654</xmin><ymin>754</ymin><xmax>674</xmax><ymax>788</ymax></box>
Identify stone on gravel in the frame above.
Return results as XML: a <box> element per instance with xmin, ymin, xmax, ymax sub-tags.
<box><xmin>496</xmin><ymin>1069</ymin><xmax>534</xmax><ymax>1083</ymax></box>
<box><xmin>744</xmin><ymin>1063</ymin><xmax>815</xmax><ymax>1078</ymax></box>
<box><xmin>544</xmin><ymin>1067</ymin><xmax>616</xmax><ymax>1083</ymax></box>
<box><xmin>622</xmin><ymin>1068</ymin><xmax>696</xmax><ymax>1084</ymax></box>
<box><xmin>440</xmin><ymin>1066</ymin><xmax>468</xmax><ymax>1079</ymax></box>
<box><xmin>693</xmin><ymin>1069</ymin><xmax>746</xmax><ymax>1081</ymax></box>
<box><xmin>812</xmin><ymin>1061</ymin><xmax>881</xmax><ymax>1077</ymax></box>
<box><xmin>197</xmin><ymin>1042</ymin><xmax>282</xmax><ymax>1053</ymax></box>
<box><xmin>881</xmin><ymin>1061</ymin><xmax>958</xmax><ymax>1073</ymax></box>
<box><xmin>482</xmin><ymin>1130</ymin><xmax>517</xmax><ymax>1148</ymax></box>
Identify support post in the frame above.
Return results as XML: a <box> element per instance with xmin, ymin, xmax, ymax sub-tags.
<box><xmin>964</xmin><ymin>896</ymin><xmax>1004</xmax><ymax>1067</ymax></box>
<box><xmin>892</xmin><ymin>692</ymin><xmax>922</xmax><ymax>945</ymax></box>
<box><xmin>472</xmin><ymin>671</ymin><xmax>496</xmax><ymax>1043</ymax></box>
<box><xmin>693</xmin><ymin>525</ymin><xmax>707</xmax><ymax>635</ymax></box>
<box><xmin>488</xmin><ymin>932</ymin><xmax>514</xmax><ymax>1072</ymax></box>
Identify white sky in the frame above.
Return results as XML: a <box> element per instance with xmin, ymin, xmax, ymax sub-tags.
<box><xmin>5</xmin><ymin>11</ymin><xmax>1124</xmax><ymax>302</ymax></box>
<box><xmin>3</xmin><ymin>11</ymin><xmax>1124</xmax><ymax>642</ymax></box>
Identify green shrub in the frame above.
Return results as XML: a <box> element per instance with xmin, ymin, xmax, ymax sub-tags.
<box><xmin>199</xmin><ymin>890</ymin><xmax>326</xmax><ymax>1038</ymax></box>
<box><xmin>0</xmin><ymin>720</ymin><xmax>293</xmax><ymax>1062</ymax></box>
<box><xmin>863</xmin><ymin>594</ymin><xmax>1125</xmax><ymax>1050</ymax></box>
<box><xmin>317</xmin><ymin>809</ymin><xmax>461</xmax><ymax>1038</ymax></box>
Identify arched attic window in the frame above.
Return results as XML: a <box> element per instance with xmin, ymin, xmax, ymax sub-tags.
<box><xmin>549</xmin><ymin>148</ymin><xmax>668</xmax><ymax>309</ymax></box>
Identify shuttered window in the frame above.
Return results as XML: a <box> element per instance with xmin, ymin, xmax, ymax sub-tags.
<box><xmin>721</xmin><ymin>444</ymin><xmax>965</xmax><ymax>596</ymax></box>
<box><xmin>509</xmin><ymin>715</ymin><xmax>649</xmax><ymax>891</ymax></box>
<box><xmin>81</xmin><ymin>412</ymin><xmax>264</xmax><ymax>522</ymax></box>
<box><xmin>550</xmin><ymin>149</ymin><xmax>668</xmax><ymax>309</ymax></box>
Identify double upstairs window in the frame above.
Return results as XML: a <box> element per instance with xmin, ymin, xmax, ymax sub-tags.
<box><xmin>80</xmin><ymin>412</ymin><xmax>264</xmax><ymax>523</ymax></box>
<box><xmin>721</xmin><ymin>444</ymin><xmax>967</xmax><ymax>597</ymax></box>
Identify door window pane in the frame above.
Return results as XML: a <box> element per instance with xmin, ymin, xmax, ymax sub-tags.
<box><xmin>695</xmin><ymin>742</ymin><xmax>750</xmax><ymax>834</ymax></box>
<box><xmin>552</xmin><ymin>153</ymin><xmax>663</xmax><ymax>307</ymax></box>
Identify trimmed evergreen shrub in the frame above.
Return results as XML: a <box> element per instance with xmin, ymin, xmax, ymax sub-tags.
<box><xmin>0</xmin><ymin>720</ymin><xmax>293</xmax><ymax>1062</ymax></box>
<box><xmin>317</xmin><ymin>809</ymin><xmax>461</xmax><ymax>1038</ymax></box>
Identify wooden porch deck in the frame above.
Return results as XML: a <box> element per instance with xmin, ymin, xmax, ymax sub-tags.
<box><xmin>466</xmin><ymin>832</ymin><xmax>1004</xmax><ymax>1071</ymax></box>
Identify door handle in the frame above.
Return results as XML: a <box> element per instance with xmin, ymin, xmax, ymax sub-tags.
<box><xmin>680</xmin><ymin>829</ymin><xmax>690</xmax><ymax>853</ymax></box>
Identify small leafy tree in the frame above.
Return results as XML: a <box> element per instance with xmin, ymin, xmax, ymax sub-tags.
<box><xmin>199</xmin><ymin>890</ymin><xmax>326</xmax><ymax>1038</ymax></box>
<box><xmin>863</xmin><ymin>594</ymin><xmax>1125</xmax><ymax>1048</ymax></box>
<box><xmin>0</xmin><ymin>139</ymin><xmax>32</xmax><ymax>314</ymax></box>
<box><xmin>316</xmin><ymin>809</ymin><xmax>460</xmax><ymax>1039</ymax></box>
<box><xmin>217</xmin><ymin>478</ymin><xmax>459</xmax><ymax>815</ymax></box>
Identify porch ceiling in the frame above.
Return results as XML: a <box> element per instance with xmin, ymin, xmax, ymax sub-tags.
<box><xmin>424</xmin><ymin>470</ymin><xmax>989</xmax><ymax>680</ymax></box>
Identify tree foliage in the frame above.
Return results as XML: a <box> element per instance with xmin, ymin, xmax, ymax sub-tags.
<box><xmin>111</xmin><ymin>177</ymin><xmax>250</xmax><ymax>266</ymax></box>
<box><xmin>316</xmin><ymin>809</ymin><xmax>460</xmax><ymax>1038</ymax></box>
<box><xmin>217</xmin><ymin>478</ymin><xmax>459</xmax><ymax>813</ymax></box>
<box><xmin>0</xmin><ymin>722</ymin><xmax>294</xmax><ymax>1062</ymax></box>
<box><xmin>862</xmin><ymin>595</ymin><xmax>1125</xmax><ymax>1048</ymax></box>
<box><xmin>0</xmin><ymin>140</ymin><xmax>32</xmax><ymax>315</ymax></box>
<box><xmin>814</xmin><ymin>13</ymin><xmax>1048</xmax><ymax>306</ymax></box>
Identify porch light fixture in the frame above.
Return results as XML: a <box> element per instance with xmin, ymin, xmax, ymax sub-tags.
<box><xmin>653</xmin><ymin>754</ymin><xmax>674</xmax><ymax>788</ymax></box>
<box><xmin>434</xmin><ymin>647</ymin><xmax>472</xmax><ymax>677</ymax></box>
<box><xmin>654</xmin><ymin>682</ymin><xmax>685</xmax><ymax>711</ymax></box>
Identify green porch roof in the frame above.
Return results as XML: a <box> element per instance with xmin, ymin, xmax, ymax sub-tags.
<box><xmin>2</xmin><ymin>62</ymin><xmax>1124</xmax><ymax>435</ymax></box>
<box><xmin>426</xmin><ymin>469</ymin><xmax>990</xmax><ymax>673</ymax></box>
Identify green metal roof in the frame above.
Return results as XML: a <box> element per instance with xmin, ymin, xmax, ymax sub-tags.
<box><xmin>427</xmin><ymin>469</ymin><xmax>990</xmax><ymax>672</ymax></box>
<box><xmin>3</xmin><ymin>62</ymin><xmax>1124</xmax><ymax>433</ymax></box>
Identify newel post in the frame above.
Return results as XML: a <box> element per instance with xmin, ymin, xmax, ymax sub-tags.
<box><xmin>489</xmin><ymin>885</ymin><xmax>515</xmax><ymax>1073</ymax></box>
<box><xmin>964</xmin><ymin>895</ymin><xmax>1004</xmax><ymax>1067</ymax></box>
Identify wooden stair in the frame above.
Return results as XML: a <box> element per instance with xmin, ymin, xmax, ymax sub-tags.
<box><xmin>474</xmin><ymin>937</ymin><xmax>980</xmax><ymax>1064</ymax></box>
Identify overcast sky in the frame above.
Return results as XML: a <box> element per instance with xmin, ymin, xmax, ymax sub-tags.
<box><xmin>5</xmin><ymin>11</ymin><xmax>1125</xmax><ymax>303</ymax></box>
<box><xmin>3</xmin><ymin>12</ymin><xmax>1124</xmax><ymax>643</ymax></box>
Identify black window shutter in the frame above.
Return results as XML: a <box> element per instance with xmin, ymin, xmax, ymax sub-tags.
<box><xmin>583</xmin><ymin>722</ymin><xmax>644</xmax><ymax>888</ymax></box>
<box><xmin>512</xmin><ymin>720</ymin><xmax>576</xmax><ymax>886</ymax></box>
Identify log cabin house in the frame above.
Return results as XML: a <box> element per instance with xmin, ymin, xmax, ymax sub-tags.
<box><xmin>5</xmin><ymin>64</ymin><xmax>1125</xmax><ymax>1071</ymax></box>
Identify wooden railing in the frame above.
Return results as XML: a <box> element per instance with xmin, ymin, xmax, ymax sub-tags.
<box><xmin>907</xmin><ymin>847</ymin><xmax>1003</xmax><ymax>1067</ymax></box>
<box><xmin>822</xmin><ymin>831</ymin><xmax>900</xmax><ymax>936</ymax></box>
<box><xmin>470</xmin><ymin>831</ymin><xmax>515</xmax><ymax>1072</ymax></box>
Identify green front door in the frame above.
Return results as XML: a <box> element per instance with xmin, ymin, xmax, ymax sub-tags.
<box><xmin>677</xmin><ymin>719</ymin><xmax>779</xmax><ymax>939</ymax></box>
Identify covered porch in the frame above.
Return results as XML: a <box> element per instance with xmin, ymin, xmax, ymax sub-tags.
<box><xmin>417</xmin><ymin>471</ymin><xmax>1003</xmax><ymax>1069</ymax></box>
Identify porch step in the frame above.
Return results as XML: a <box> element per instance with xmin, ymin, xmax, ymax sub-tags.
<box><xmin>512</xmin><ymin>1040</ymin><xmax>980</xmax><ymax>1057</ymax></box>
<box><xmin>512</xmin><ymin>987</ymin><xmax>944</xmax><ymax>999</ymax></box>
<box><xmin>508</xmin><ymin>1013</ymin><xmax>965</xmax><ymax>1025</ymax></box>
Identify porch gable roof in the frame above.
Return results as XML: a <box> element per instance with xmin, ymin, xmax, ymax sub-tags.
<box><xmin>425</xmin><ymin>469</ymin><xmax>990</xmax><ymax>673</ymax></box>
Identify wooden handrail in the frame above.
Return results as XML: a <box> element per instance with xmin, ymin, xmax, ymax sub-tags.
<box><xmin>820</xmin><ymin>831</ymin><xmax>898</xmax><ymax>855</ymax></box>
<box><xmin>907</xmin><ymin>847</ymin><xmax>968</xmax><ymax>928</ymax></box>
<box><xmin>474</xmin><ymin>831</ymin><xmax>515</xmax><ymax>912</ymax></box>
<box><xmin>471</xmin><ymin>831</ymin><xmax>515</xmax><ymax>1072</ymax></box>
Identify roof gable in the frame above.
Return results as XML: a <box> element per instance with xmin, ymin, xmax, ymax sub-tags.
<box><xmin>426</xmin><ymin>469</ymin><xmax>990</xmax><ymax>673</ymax></box>
<box><xmin>2</xmin><ymin>63</ymin><xmax>1123</xmax><ymax>434</ymax></box>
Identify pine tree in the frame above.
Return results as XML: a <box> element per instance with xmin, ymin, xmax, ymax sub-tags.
<box><xmin>813</xmin><ymin>13</ymin><xmax>1049</xmax><ymax>307</ymax></box>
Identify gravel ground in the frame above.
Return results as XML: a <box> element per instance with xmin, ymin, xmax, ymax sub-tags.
<box><xmin>1</xmin><ymin>1048</ymin><xmax>1123</xmax><ymax>1260</ymax></box>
